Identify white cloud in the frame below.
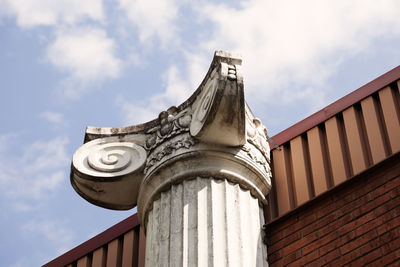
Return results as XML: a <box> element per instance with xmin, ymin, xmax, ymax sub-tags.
<box><xmin>46</xmin><ymin>27</ymin><xmax>123</xmax><ymax>98</ymax></box>
<box><xmin>0</xmin><ymin>135</ymin><xmax>69</xmax><ymax>208</ymax></box>
<box><xmin>149</xmin><ymin>0</ymin><xmax>394</xmax><ymax>111</ymax></box>
<box><xmin>0</xmin><ymin>0</ymin><xmax>103</xmax><ymax>28</ymax></box>
<box><xmin>190</xmin><ymin>0</ymin><xmax>400</xmax><ymax>103</ymax></box>
<box><xmin>40</xmin><ymin>111</ymin><xmax>67</xmax><ymax>127</ymax></box>
<box><xmin>116</xmin><ymin>0</ymin><xmax>180</xmax><ymax>46</ymax></box>
<box><xmin>115</xmin><ymin>0</ymin><xmax>400</xmax><ymax>130</ymax></box>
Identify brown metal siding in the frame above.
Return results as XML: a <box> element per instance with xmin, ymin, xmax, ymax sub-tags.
<box><xmin>361</xmin><ymin>96</ymin><xmax>388</xmax><ymax>164</ymax></box>
<box><xmin>267</xmin><ymin>77</ymin><xmax>400</xmax><ymax>221</ymax></box>
<box><xmin>43</xmin><ymin>214</ymin><xmax>145</xmax><ymax>267</ymax></box>
<box><xmin>307</xmin><ymin>126</ymin><xmax>331</xmax><ymax>195</ymax></box>
<box><xmin>379</xmin><ymin>86</ymin><xmax>400</xmax><ymax>153</ymax></box>
<box><xmin>290</xmin><ymin>136</ymin><xmax>313</xmax><ymax>206</ymax></box>
<box><xmin>92</xmin><ymin>247</ymin><xmax>106</xmax><ymax>267</ymax></box>
<box><xmin>271</xmin><ymin>146</ymin><xmax>293</xmax><ymax>215</ymax></box>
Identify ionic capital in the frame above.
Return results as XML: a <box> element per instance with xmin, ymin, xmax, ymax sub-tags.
<box><xmin>71</xmin><ymin>51</ymin><xmax>272</xmax><ymax>226</ymax></box>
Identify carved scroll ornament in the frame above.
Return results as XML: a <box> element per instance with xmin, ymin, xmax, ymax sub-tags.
<box><xmin>70</xmin><ymin>51</ymin><xmax>271</xmax><ymax>214</ymax></box>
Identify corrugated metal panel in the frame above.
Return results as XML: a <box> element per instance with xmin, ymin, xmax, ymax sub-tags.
<box><xmin>43</xmin><ymin>214</ymin><xmax>145</xmax><ymax>267</ymax></box>
<box><xmin>267</xmin><ymin>78</ymin><xmax>400</xmax><ymax>221</ymax></box>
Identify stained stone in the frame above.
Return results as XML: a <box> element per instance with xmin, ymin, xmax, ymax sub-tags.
<box><xmin>71</xmin><ymin>51</ymin><xmax>272</xmax><ymax>266</ymax></box>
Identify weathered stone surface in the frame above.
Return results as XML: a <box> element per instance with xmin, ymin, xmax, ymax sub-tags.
<box><xmin>70</xmin><ymin>51</ymin><xmax>272</xmax><ymax>266</ymax></box>
<box><xmin>145</xmin><ymin>177</ymin><xmax>268</xmax><ymax>267</ymax></box>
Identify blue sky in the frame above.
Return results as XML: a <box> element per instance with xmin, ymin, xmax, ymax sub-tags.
<box><xmin>1</xmin><ymin>1</ymin><xmax>400</xmax><ymax>266</ymax></box>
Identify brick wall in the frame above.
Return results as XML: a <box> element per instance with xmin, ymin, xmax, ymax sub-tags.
<box><xmin>266</xmin><ymin>153</ymin><xmax>400</xmax><ymax>266</ymax></box>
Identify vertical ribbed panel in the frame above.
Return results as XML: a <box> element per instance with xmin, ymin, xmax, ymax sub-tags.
<box><xmin>307</xmin><ymin>126</ymin><xmax>330</xmax><ymax>195</ymax></box>
<box><xmin>122</xmin><ymin>229</ymin><xmax>138</xmax><ymax>267</ymax></box>
<box><xmin>63</xmin><ymin>225</ymin><xmax>144</xmax><ymax>267</ymax></box>
<box><xmin>361</xmin><ymin>96</ymin><xmax>388</xmax><ymax>164</ymax></box>
<box><xmin>290</xmin><ymin>136</ymin><xmax>313</xmax><ymax>205</ymax></box>
<box><xmin>106</xmin><ymin>238</ymin><xmax>122</xmax><ymax>267</ymax></box>
<box><xmin>268</xmin><ymin>79</ymin><xmax>400</xmax><ymax>221</ymax></box>
<box><xmin>272</xmin><ymin>146</ymin><xmax>293</xmax><ymax>215</ymax></box>
<box><xmin>325</xmin><ymin>116</ymin><xmax>350</xmax><ymax>185</ymax></box>
<box><xmin>77</xmin><ymin>256</ymin><xmax>91</xmax><ymax>267</ymax></box>
<box><xmin>92</xmin><ymin>247</ymin><xmax>106</xmax><ymax>267</ymax></box>
<box><xmin>145</xmin><ymin>177</ymin><xmax>268</xmax><ymax>267</ymax></box>
<box><xmin>343</xmin><ymin>106</ymin><xmax>369</xmax><ymax>175</ymax></box>
<box><xmin>379</xmin><ymin>86</ymin><xmax>400</xmax><ymax>153</ymax></box>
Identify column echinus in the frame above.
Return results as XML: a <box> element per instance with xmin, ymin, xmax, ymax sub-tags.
<box><xmin>71</xmin><ymin>51</ymin><xmax>272</xmax><ymax>267</ymax></box>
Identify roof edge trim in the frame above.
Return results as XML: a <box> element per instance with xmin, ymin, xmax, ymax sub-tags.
<box><xmin>43</xmin><ymin>214</ymin><xmax>139</xmax><ymax>267</ymax></box>
<box><xmin>270</xmin><ymin>65</ymin><xmax>400</xmax><ymax>147</ymax></box>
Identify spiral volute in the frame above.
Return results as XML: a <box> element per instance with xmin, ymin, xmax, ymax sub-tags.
<box><xmin>73</xmin><ymin>138</ymin><xmax>147</xmax><ymax>178</ymax></box>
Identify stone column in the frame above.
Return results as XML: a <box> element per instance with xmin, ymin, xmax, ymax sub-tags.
<box><xmin>70</xmin><ymin>51</ymin><xmax>272</xmax><ymax>266</ymax></box>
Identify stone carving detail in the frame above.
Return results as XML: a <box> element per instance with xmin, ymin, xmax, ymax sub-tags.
<box><xmin>227</xmin><ymin>64</ymin><xmax>237</xmax><ymax>80</ymax></box>
<box><xmin>242</xmin><ymin>143</ymin><xmax>271</xmax><ymax>175</ymax></box>
<box><xmin>73</xmin><ymin>139</ymin><xmax>147</xmax><ymax>177</ymax></box>
<box><xmin>71</xmin><ymin>51</ymin><xmax>271</xmax><ymax>217</ymax></box>
<box><xmin>145</xmin><ymin>136</ymin><xmax>197</xmax><ymax>173</ymax></box>
<box><xmin>145</xmin><ymin>110</ymin><xmax>192</xmax><ymax>151</ymax></box>
<box><xmin>190</xmin><ymin>70</ymin><xmax>219</xmax><ymax>137</ymax></box>
<box><xmin>246</xmin><ymin>116</ymin><xmax>271</xmax><ymax>163</ymax></box>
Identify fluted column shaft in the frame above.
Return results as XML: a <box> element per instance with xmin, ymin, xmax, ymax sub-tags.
<box><xmin>145</xmin><ymin>177</ymin><xmax>267</xmax><ymax>267</ymax></box>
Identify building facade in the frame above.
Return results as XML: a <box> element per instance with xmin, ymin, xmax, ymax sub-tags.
<box><xmin>44</xmin><ymin>53</ymin><xmax>400</xmax><ymax>267</ymax></box>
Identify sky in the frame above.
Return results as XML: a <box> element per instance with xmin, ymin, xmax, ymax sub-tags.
<box><xmin>1</xmin><ymin>0</ymin><xmax>400</xmax><ymax>266</ymax></box>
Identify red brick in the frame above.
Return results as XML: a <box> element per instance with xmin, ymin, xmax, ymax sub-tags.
<box><xmin>372</xmin><ymin>178</ymin><xmax>400</xmax><ymax>198</ymax></box>
<box><xmin>268</xmin><ymin>231</ymin><xmax>301</xmax><ymax>253</ymax></box>
<box><xmin>388</xmin><ymin>260</ymin><xmax>400</xmax><ymax>266</ymax></box>
<box><xmin>302</xmin><ymin>230</ymin><xmax>338</xmax><ymax>255</ymax></box>
<box><xmin>337</xmin><ymin>211</ymin><xmax>375</xmax><ymax>236</ymax></box>
<box><xmin>309</xmin><ymin>249</ymin><xmax>341</xmax><ymax>267</ymax></box>
<box><xmin>368</xmin><ymin>249</ymin><xmax>400</xmax><ymax>266</ymax></box>
<box><xmin>380</xmin><ymin>227</ymin><xmax>400</xmax><ymax>244</ymax></box>
<box><xmin>349</xmin><ymin>247</ymin><xmax>381</xmax><ymax>266</ymax></box>
<box><xmin>340</xmin><ymin>229</ymin><xmax>378</xmax><ymax>255</ymax></box>
<box><xmin>298</xmin><ymin>207</ymin><xmax>316</xmax><ymax>222</ymax></box>
<box><xmin>287</xmin><ymin>249</ymin><xmax>319</xmax><ymax>267</ymax></box>
<box><xmin>355</xmin><ymin>209</ymin><xmax>393</xmax><ymax>236</ymax></box>
<box><xmin>270</xmin><ymin>250</ymin><xmax>301</xmax><ymax>267</ymax></box>
<box><xmin>303</xmin><ymin>195</ymin><xmax>333</xmax><ymax>217</ymax></box>
<box><xmin>354</xmin><ymin>193</ymin><xmax>391</xmax><ymax>217</ymax></box>
<box><xmin>391</xmin><ymin>205</ymin><xmax>400</xmax><ymax>217</ymax></box>
<box><xmin>381</xmin><ymin>232</ymin><xmax>400</xmax><ymax>255</ymax></box>
<box><xmin>280</xmin><ymin>219</ymin><xmax>310</xmax><ymax>238</ymax></box>
<box><xmin>319</xmin><ymin>230</ymin><xmax>356</xmax><ymax>256</ymax></box>
<box><xmin>359</xmin><ymin>236</ymin><xmax>381</xmax><ymax>255</ymax></box>
<box><xmin>375</xmin><ymin>195</ymin><xmax>400</xmax><ymax>217</ymax></box>
<box><xmin>377</xmin><ymin>214</ymin><xmax>400</xmax><ymax>235</ymax></box>
<box><xmin>268</xmin><ymin>215</ymin><xmax>298</xmax><ymax>234</ymax></box>
<box><xmin>266</xmin><ymin>161</ymin><xmax>400</xmax><ymax>267</ymax></box>
<box><xmin>316</xmin><ymin>200</ymin><xmax>337</xmax><ymax>219</ymax></box>
<box><xmin>330</xmin><ymin>248</ymin><xmax>361</xmax><ymax>266</ymax></box>
<box><xmin>361</xmin><ymin>228</ymin><xmax>399</xmax><ymax>260</ymax></box>
<box><xmin>390</xmin><ymin>186</ymin><xmax>400</xmax><ymax>199</ymax></box>
<box><xmin>268</xmin><ymin>249</ymin><xmax>283</xmax><ymax>263</ymax></box>
<box><xmin>339</xmin><ymin>193</ymin><xmax>372</xmax><ymax>217</ymax></box>
<box><xmin>333</xmin><ymin>188</ymin><xmax>354</xmax><ymax>203</ymax></box>
<box><xmin>318</xmin><ymin>212</ymin><xmax>352</xmax><ymax>237</ymax></box>
<box><xmin>302</xmin><ymin>212</ymin><xmax>337</xmax><ymax>236</ymax></box>
<box><xmin>347</xmin><ymin>171</ymin><xmax>388</xmax><ymax>197</ymax></box>
<box><xmin>266</xmin><ymin>230</ymin><xmax>283</xmax><ymax>245</ymax></box>
<box><xmin>282</xmin><ymin>232</ymin><xmax>318</xmax><ymax>256</ymax></box>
